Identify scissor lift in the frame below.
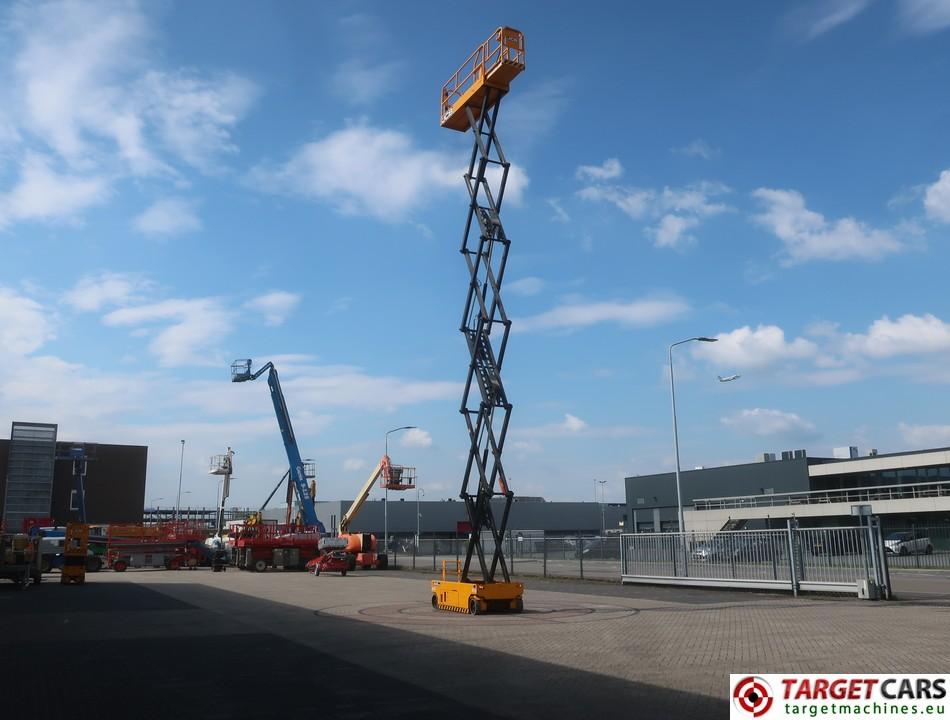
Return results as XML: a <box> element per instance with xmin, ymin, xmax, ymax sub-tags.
<box><xmin>432</xmin><ymin>27</ymin><xmax>525</xmax><ymax>615</ymax></box>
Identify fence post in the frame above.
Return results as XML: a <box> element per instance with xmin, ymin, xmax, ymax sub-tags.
<box><xmin>913</xmin><ymin>524</ymin><xmax>920</xmax><ymax>569</ymax></box>
<box><xmin>543</xmin><ymin>537</ymin><xmax>547</xmax><ymax>578</ymax></box>
<box><xmin>671</xmin><ymin>535</ymin><xmax>678</xmax><ymax>577</ymax></box>
<box><xmin>786</xmin><ymin>519</ymin><xmax>799</xmax><ymax>597</ymax></box>
<box><xmin>578</xmin><ymin>536</ymin><xmax>584</xmax><ymax>579</ymax></box>
<box><xmin>508</xmin><ymin>530</ymin><xmax>514</xmax><ymax>574</ymax></box>
<box><xmin>412</xmin><ymin>539</ymin><xmax>416</xmax><ymax>570</ymax></box>
<box><xmin>872</xmin><ymin>517</ymin><xmax>892</xmax><ymax>600</ymax></box>
<box><xmin>433</xmin><ymin>541</ymin><xmax>437</xmax><ymax>571</ymax></box>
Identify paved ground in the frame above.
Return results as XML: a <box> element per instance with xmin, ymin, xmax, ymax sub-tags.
<box><xmin>1</xmin><ymin>568</ymin><xmax>948</xmax><ymax>719</ymax></box>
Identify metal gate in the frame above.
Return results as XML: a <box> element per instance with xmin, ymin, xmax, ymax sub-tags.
<box><xmin>621</xmin><ymin>518</ymin><xmax>891</xmax><ymax>598</ymax></box>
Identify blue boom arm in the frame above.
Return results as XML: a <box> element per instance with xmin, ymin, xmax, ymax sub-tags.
<box><xmin>233</xmin><ymin>361</ymin><xmax>325</xmax><ymax>532</ymax></box>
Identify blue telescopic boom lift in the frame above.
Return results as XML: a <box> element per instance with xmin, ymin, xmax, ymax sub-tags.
<box><xmin>231</xmin><ymin>359</ymin><xmax>325</xmax><ymax>532</ymax></box>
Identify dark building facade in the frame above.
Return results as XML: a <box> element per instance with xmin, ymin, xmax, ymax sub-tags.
<box><xmin>0</xmin><ymin>439</ymin><xmax>148</xmax><ymax>526</ymax></box>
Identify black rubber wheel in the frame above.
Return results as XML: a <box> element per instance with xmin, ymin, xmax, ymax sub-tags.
<box><xmin>513</xmin><ymin>598</ymin><xmax>524</xmax><ymax>613</ymax></box>
<box><xmin>899</xmin><ymin>547</ymin><xmax>909</xmax><ymax>556</ymax></box>
<box><xmin>41</xmin><ymin>558</ymin><xmax>52</xmax><ymax>574</ymax></box>
<box><xmin>253</xmin><ymin>559</ymin><xmax>268</xmax><ymax>573</ymax></box>
<box><xmin>314</xmin><ymin>568</ymin><xmax>321</xmax><ymax>576</ymax></box>
<box><xmin>341</xmin><ymin>569</ymin><xmax>347</xmax><ymax>577</ymax></box>
<box><xmin>31</xmin><ymin>569</ymin><xmax>42</xmax><ymax>585</ymax></box>
<box><xmin>113</xmin><ymin>560</ymin><xmax>128</xmax><ymax>573</ymax></box>
<box><xmin>469</xmin><ymin>597</ymin><xmax>481</xmax><ymax>615</ymax></box>
<box><xmin>431</xmin><ymin>594</ymin><xmax>438</xmax><ymax>609</ymax></box>
<box><xmin>376</xmin><ymin>554</ymin><xmax>388</xmax><ymax>570</ymax></box>
<box><xmin>926</xmin><ymin>545</ymin><xmax>934</xmax><ymax>555</ymax></box>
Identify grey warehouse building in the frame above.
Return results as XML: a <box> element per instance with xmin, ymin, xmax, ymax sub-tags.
<box><xmin>626</xmin><ymin>445</ymin><xmax>950</xmax><ymax>533</ymax></box>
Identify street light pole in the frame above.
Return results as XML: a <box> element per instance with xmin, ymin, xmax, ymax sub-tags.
<box><xmin>416</xmin><ymin>486</ymin><xmax>425</xmax><ymax>546</ymax></box>
<box><xmin>384</xmin><ymin>425</ymin><xmax>417</xmax><ymax>557</ymax></box>
<box><xmin>669</xmin><ymin>336</ymin><xmax>718</xmax><ymax>534</ymax></box>
<box><xmin>598</xmin><ymin>479</ymin><xmax>607</xmax><ymax>537</ymax></box>
<box><xmin>175</xmin><ymin>439</ymin><xmax>185</xmax><ymax>521</ymax></box>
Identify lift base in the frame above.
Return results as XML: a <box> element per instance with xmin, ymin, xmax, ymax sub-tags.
<box><xmin>431</xmin><ymin>578</ymin><xmax>524</xmax><ymax>615</ymax></box>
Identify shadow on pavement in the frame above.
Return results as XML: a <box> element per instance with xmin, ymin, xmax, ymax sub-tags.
<box><xmin>0</xmin><ymin>578</ymin><xmax>720</xmax><ymax>719</ymax></box>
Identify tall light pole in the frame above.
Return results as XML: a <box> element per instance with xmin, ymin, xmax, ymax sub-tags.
<box><xmin>384</xmin><ymin>425</ymin><xmax>416</xmax><ymax>556</ymax></box>
<box><xmin>598</xmin><ymin>479</ymin><xmax>607</xmax><ymax>537</ymax></box>
<box><xmin>669</xmin><ymin>336</ymin><xmax>718</xmax><ymax>534</ymax></box>
<box><xmin>416</xmin><ymin>486</ymin><xmax>425</xmax><ymax>547</ymax></box>
<box><xmin>175</xmin><ymin>439</ymin><xmax>185</xmax><ymax>521</ymax></box>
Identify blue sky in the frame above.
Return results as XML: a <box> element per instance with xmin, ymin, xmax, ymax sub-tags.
<box><xmin>2</xmin><ymin>0</ymin><xmax>950</xmax><ymax>510</ymax></box>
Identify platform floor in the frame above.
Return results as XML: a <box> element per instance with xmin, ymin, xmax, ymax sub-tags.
<box><xmin>1</xmin><ymin>568</ymin><xmax>947</xmax><ymax>718</ymax></box>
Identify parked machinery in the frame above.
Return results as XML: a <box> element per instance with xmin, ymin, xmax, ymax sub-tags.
<box><xmin>106</xmin><ymin>521</ymin><xmax>206</xmax><ymax>572</ymax></box>
<box><xmin>60</xmin><ymin>523</ymin><xmax>89</xmax><ymax>585</ymax></box>
<box><xmin>432</xmin><ymin>27</ymin><xmax>526</xmax><ymax>614</ymax></box>
<box><xmin>0</xmin><ymin>532</ymin><xmax>41</xmax><ymax>588</ymax></box>
<box><xmin>324</xmin><ymin>454</ymin><xmax>417</xmax><ymax>570</ymax></box>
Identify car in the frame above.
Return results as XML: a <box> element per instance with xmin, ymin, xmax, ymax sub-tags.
<box><xmin>307</xmin><ymin>551</ymin><xmax>350</xmax><ymax>576</ymax></box>
<box><xmin>691</xmin><ymin>540</ymin><xmax>729</xmax><ymax>562</ymax></box>
<box><xmin>884</xmin><ymin>532</ymin><xmax>933</xmax><ymax>556</ymax></box>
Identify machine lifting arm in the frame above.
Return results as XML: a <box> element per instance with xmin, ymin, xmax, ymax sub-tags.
<box><xmin>231</xmin><ymin>359</ymin><xmax>325</xmax><ymax>532</ymax></box>
<box><xmin>339</xmin><ymin>456</ymin><xmax>389</xmax><ymax>534</ymax></box>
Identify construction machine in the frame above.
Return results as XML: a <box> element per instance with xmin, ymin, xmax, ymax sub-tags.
<box><xmin>432</xmin><ymin>26</ymin><xmax>525</xmax><ymax>614</ymax></box>
<box><xmin>327</xmin><ymin>454</ymin><xmax>417</xmax><ymax>570</ymax></box>
<box><xmin>230</xmin><ymin>359</ymin><xmax>326</xmax><ymax>532</ymax></box>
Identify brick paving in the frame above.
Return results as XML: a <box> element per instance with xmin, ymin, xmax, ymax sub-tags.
<box><xmin>1</xmin><ymin>568</ymin><xmax>947</xmax><ymax>718</ymax></box>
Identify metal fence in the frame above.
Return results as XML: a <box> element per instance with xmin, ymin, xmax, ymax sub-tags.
<box><xmin>621</xmin><ymin>520</ymin><xmax>891</xmax><ymax>597</ymax></box>
<box><xmin>387</xmin><ymin>532</ymin><xmax>623</xmax><ymax>580</ymax></box>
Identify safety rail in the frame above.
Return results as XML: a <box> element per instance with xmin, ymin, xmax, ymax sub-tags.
<box><xmin>620</xmin><ymin>522</ymin><xmax>891</xmax><ymax>597</ymax></box>
<box><xmin>440</xmin><ymin>26</ymin><xmax>524</xmax><ymax>129</ymax></box>
<box><xmin>693</xmin><ymin>479</ymin><xmax>950</xmax><ymax>511</ymax></box>
<box><xmin>232</xmin><ymin>521</ymin><xmax>320</xmax><ymax>545</ymax></box>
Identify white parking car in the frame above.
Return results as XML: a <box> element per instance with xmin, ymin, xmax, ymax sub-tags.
<box><xmin>884</xmin><ymin>532</ymin><xmax>933</xmax><ymax>555</ymax></box>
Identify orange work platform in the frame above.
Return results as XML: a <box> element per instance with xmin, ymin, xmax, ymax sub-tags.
<box><xmin>440</xmin><ymin>26</ymin><xmax>525</xmax><ymax>132</ymax></box>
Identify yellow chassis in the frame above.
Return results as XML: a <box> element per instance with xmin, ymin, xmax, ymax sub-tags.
<box><xmin>431</xmin><ymin>561</ymin><xmax>523</xmax><ymax>614</ymax></box>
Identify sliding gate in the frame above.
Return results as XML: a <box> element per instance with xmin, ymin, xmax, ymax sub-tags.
<box><xmin>621</xmin><ymin>519</ymin><xmax>890</xmax><ymax>598</ymax></box>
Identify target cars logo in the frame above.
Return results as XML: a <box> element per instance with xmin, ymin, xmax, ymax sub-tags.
<box><xmin>733</xmin><ymin>676</ymin><xmax>775</xmax><ymax>718</ymax></box>
<box><xmin>731</xmin><ymin>674</ymin><xmax>947</xmax><ymax>718</ymax></box>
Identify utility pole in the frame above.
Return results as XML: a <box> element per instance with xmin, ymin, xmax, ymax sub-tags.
<box><xmin>598</xmin><ymin>479</ymin><xmax>607</xmax><ymax>537</ymax></box>
<box><xmin>175</xmin><ymin>439</ymin><xmax>185</xmax><ymax>521</ymax></box>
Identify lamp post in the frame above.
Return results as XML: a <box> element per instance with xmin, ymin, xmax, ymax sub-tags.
<box><xmin>669</xmin><ymin>336</ymin><xmax>718</xmax><ymax>534</ymax></box>
<box><xmin>598</xmin><ymin>479</ymin><xmax>607</xmax><ymax>537</ymax></box>
<box><xmin>384</xmin><ymin>425</ymin><xmax>416</xmax><ymax>556</ymax></box>
<box><xmin>175</xmin><ymin>439</ymin><xmax>185</xmax><ymax>521</ymax></box>
<box><xmin>416</xmin><ymin>486</ymin><xmax>425</xmax><ymax>547</ymax></box>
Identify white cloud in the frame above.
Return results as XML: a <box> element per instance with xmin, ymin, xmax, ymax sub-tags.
<box><xmin>103</xmin><ymin>298</ymin><xmax>233</xmax><ymax>367</ymax></box>
<box><xmin>484</xmin><ymin>163</ymin><xmax>529</xmax><ymax>207</ymax></box>
<box><xmin>561</xmin><ymin>414</ymin><xmax>587</xmax><ymax>433</ymax></box>
<box><xmin>250</xmin><ymin>123</ymin><xmax>527</xmax><ymax>220</ymax></box>
<box><xmin>693</xmin><ymin>325</ymin><xmax>818</xmax><ymax>369</ymax></box>
<box><xmin>843</xmin><ymin>314</ymin><xmax>950</xmax><ymax>357</ymax></box>
<box><xmin>899</xmin><ymin>0</ymin><xmax>950</xmax><ymax>33</ymax></box>
<box><xmin>673</xmin><ymin>139</ymin><xmax>720</xmax><ymax>160</ymax></box>
<box><xmin>721</xmin><ymin>408</ymin><xmax>817</xmax><ymax>438</ymax></box>
<box><xmin>133</xmin><ymin>197</ymin><xmax>202</xmax><ymax>236</ymax></box>
<box><xmin>546</xmin><ymin>198</ymin><xmax>570</xmax><ymax>223</ymax></box>
<box><xmin>0</xmin><ymin>287</ymin><xmax>54</xmax><ymax>355</ymax></box>
<box><xmin>343</xmin><ymin>458</ymin><xmax>367</xmax><ymax>471</ymax></box>
<box><xmin>576</xmin><ymin>158</ymin><xmax>623</xmax><ymax>182</ymax></box>
<box><xmin>0</xmin><ymin>153</ymin><xmax>109</xmax><ymax>229</ymax></box>
<box><xmin>244</xmin><ymin>291</ymin><xmax>301</xmax><ymax>327</ymax></box>
<box><xmin>140</xmin><ymin>70</ymin><xmax>258</xmax><ymax>172</ymax></box>
<box><xmin>578</xmin><ymin>180</ymin><xmax>731</xmax><ymax>249</ymax></box>
<box><xmin>506</xmin><ymin>277</ymin><xmax>545</xmax><ymax>296</ymax></box>
<box><xmin>328</xmin><ymin>297</ymin><xmax>352</xmax><ymax>314</ymax></box>
<box><xmin>648</xmin><ymin>214</ymin><xmax>700</xmax><ymax>248</ymax></box>
<box><xmin>789</xmin><ymin>0</ymin><xmax>873</xmax><ymax>39</ymax></box>
<box><xmin>923</xmin><ymin>169</ymin><xmax>950</xmax><ymax>223</ymax></box>
<box><xmin>399</xmin><ymin>428</ymin><xmax>432</xmax><ymax>448</ymax></box>
<box><xmin>899</xmin><ymin>422</ymin><xmax>950</xmax><ymax>448</ymax></box>
<box><xmin>516</xmin><ymin>296</ymin><xmax>689</xmax><ymax>333</ymax></box>
<box><xmin>752</xmin><ymin>188</ymin><xmax>903</xmax><ymax>264</ymax></box>
<box><xmin>63</xmin><ymin>272</ymin><xmax>151</xmax><ymax>312</ymax></box>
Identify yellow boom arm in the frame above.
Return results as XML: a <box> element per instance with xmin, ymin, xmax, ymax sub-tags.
<box><xmin>339</xmin><ymin>456</ymin><xmax>388</xmax><ymax>534</ymax></box>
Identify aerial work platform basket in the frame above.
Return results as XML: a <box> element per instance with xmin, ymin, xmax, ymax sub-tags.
<box><xmin>440</xmin><ymin>26</ymin><xmax>525</xmax><ymax>132</ymax></box>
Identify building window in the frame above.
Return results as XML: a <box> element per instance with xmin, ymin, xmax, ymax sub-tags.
<box><xmin>636</xmin><ymin>497</ymin><xmax>645</xmax><ymax>505</ymax></box>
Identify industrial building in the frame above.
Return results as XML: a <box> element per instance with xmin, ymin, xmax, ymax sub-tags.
<box><xmin>625</xmin><ymin>445</ymin><xmax>950</xmax><ymax>532</ymax></box>
<box><xmin>0</xmin><ymin>422</ymin><xmax>148</xmax><ymax>530</ymax></box>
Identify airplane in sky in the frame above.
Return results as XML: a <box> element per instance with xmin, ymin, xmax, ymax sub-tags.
<box><xmin>718</xmin><ymin>374</ymin><xmax>741</xmax><ymax>383</ymax></box>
